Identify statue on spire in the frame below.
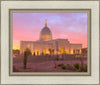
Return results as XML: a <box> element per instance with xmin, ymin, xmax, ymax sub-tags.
<box><xmin>45</xmin><ymin>19</ymin><xmax>47</xmax><ymax>27</ymax></box>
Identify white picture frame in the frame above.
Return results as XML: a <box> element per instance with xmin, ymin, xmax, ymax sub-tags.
<box><xmin>0</xmin><ymin>0</ymin><xmax>100</xmax><ymax>85</ymax></box>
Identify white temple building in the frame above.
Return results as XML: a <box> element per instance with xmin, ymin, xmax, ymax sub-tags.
<box><xmin>20</xmin><ymin>19</ymin><xmax>82</xmax><ymax>55</ymax></box>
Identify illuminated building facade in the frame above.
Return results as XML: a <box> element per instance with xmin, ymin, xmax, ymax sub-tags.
<box><xmin>20</xmin><ymin>19</ymin><xmax>82</xmax><ymax>55</ymax></box>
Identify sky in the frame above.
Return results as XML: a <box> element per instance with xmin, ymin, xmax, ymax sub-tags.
<box><xmin>13</xmin><ymin>13</ymin><xmax>87</xmax><ymax>50</ymax></box>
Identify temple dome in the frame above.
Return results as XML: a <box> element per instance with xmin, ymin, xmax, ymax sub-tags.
<box><xmin>39</xmin><ymin>19</ymin><xmax>52</xmax><ymax>41</ymax></box>
<box><xmin>40</xmin><ymin>27</ymin><xmax>52</xmax><ymax>35</ymax></box>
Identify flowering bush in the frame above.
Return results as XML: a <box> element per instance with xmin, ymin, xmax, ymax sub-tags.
<box><xmin>79</xmin><ymin>65</ymin><xmax>87</xmax><ymax>72</ymax></box>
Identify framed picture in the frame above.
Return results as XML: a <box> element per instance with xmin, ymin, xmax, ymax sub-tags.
<box><xmin>9</xmin><ymin>9</ymin><xmax>91</xmax><ymax>76</ymax></box>
<box><xmin>0</xmin><ymin>0</ymin><xmax>100</xmax><ymax>85</ymax></box>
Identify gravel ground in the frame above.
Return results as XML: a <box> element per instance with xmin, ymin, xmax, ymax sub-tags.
<box><xmin>13</xmin><ymin>55</ymin><xmax>87</xmax><ymax>72</ymax></box>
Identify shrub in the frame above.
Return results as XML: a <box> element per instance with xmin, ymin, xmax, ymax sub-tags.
<box><xmin>80</xmin><ymin>66</ymin><xmax>84</xmax><ymax>72</ymax></box>
<box><xmin>74</xmin><ymin>63</ymin><xmax>80</xmax><ymax>69</ymax></box>
<box><xmin>80</xmin><ymin>65</ymin><xmax>87</xmax><ymax>72</ymax></box>
<box><xmin>66</xmin><ymin>64</ymin><xmax>69</xmax><ymax>69</ymax></box>
<box><xmin>61</xmin><ymin>65</ymin><xmax>67</xmax><ymax>70</ymax></box>
<box><xmin>66</xmin><ymin>64</ymin><xmax>70</xmax><ymax>67</ymax></box>
<box><xmin>57</xmin><ymin>63</ymin><xmax>64</xmax><ymax>67</ymax></box>
<box><xmin>84</xmin><ymin>66</ymin><xmax>87</xmax><ymax>72</ymax></box>
<box><xmin>66</xmin><ymin>64</ymin><xmax>73</xmax><ymax>70</ymax></box>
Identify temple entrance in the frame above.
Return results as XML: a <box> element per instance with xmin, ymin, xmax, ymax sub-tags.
<box><xmin>43</xmin><ymin>49</ymin><xmax>45</xmax><ymax>54</ymax></box>
<box><xmin>61</xmin><ymin>47</ymin><xmax>65</xmax><ymax>54</ymax></box>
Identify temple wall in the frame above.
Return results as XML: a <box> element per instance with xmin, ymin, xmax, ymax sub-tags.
<box><xmin>20</xmin><ymin>41</ymin><xmax>54</xmax><ymax>55</ymax></box>
<box><xmin>70</xmin><ymin>44</ymin><xmax>82</xmax><ymax>54</ymax></box>
<box><xmin>20</xmin><ymin>39</ymin><xmax>82</xmax><ymax>55</ymax></box>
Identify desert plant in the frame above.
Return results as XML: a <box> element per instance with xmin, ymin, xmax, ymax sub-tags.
<box><xmin>24</xmin><ymin>51</ymin><xmax>27</xmax><ymax>69</ymax></box>
<box><xmin>74</xmin><ymin>63</ymin><xmax>80</xmax><ymax>69</ymax></box>
<box><xmin>84</xmin><ymin>65</ymin><xmax>87</xmax><ymax>72</ymax></box>
<box><xmin>66</xmin><ymin>64</ymin><xmax>70</xmax><ymax>68</ymax></box>
<box><xmin>80</xmin><ymin>65</ymin><xmax>84</xmax><ymax>72</ymax></box>
<box><xmin>57</xmin><ymin>63</ymin><xmax>64</xmax><ymax>67</ymax></box>
<box><xmin>61</xmin><ymin>65</ymin><xmax>67</xmax><ymax>70</ymax></box>
<box><xmin>66</xmin><ymin>64</ymin><xmax>73</xmax><ymax>70</ymax></box>
<box><xmin>80</xmin><ymin>65</ymin><xmax>87</xmax><ymax>72</ymax></box>
<box><xmin>25</xmin><ymin>48</ymin><xmax>32</xmax><ymax>55</ymax></box>
<box><xmin>23</xmin><ymin>48</ymin><xmax>31</xmax><ymax>69</ymax></box>
<box><xmin>66</xmin><ymin>64</ymin><xmax>69</xmax><ymax>66</ymax></box>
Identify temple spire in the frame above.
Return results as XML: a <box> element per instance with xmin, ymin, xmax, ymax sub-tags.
<box><xmin>45</xmin><ymin>19</ymin><xmax>47</xmax><ymax>27</ymax></box>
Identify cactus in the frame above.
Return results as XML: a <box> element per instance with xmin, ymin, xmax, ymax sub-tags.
<box><xmin>23</xmin><ymin>48</ymin><xmax>31</xmax><ymax>69</ymax></box>
<box><xmin>24</xmin><ymin>51</ymin><xmax>27</xmax><ymax>69</ymax></box>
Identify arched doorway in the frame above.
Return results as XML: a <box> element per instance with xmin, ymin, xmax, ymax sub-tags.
<box><xmin>43</xmin><ymin>49</ymin><xmax>45</xmax><ymax>54</ymax></box>
<box><xmin>37</xmin><ymin>49</ymin><xmax>39</xmax><ymax>55</ymax></box>
<box><xmin>61</xmin><ymin>47</ymin><xmax>65</xmax><ymax>54</ymax></box>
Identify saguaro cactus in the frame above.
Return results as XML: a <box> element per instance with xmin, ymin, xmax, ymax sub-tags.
<box><xmin>24</xmin><ymin>51</ymin><xmax>27</xmax><ymax>69</ymax></box>
<box><xmin>23</xmin><ymin>48</ymin><xmax>31</xmax><ymax>69</ymax></box>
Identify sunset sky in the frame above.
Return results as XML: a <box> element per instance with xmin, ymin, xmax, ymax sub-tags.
<box><xmin>13</xmin><ymin>13</ymin><xmax>87</xmax><ymax>50</ymax></box>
